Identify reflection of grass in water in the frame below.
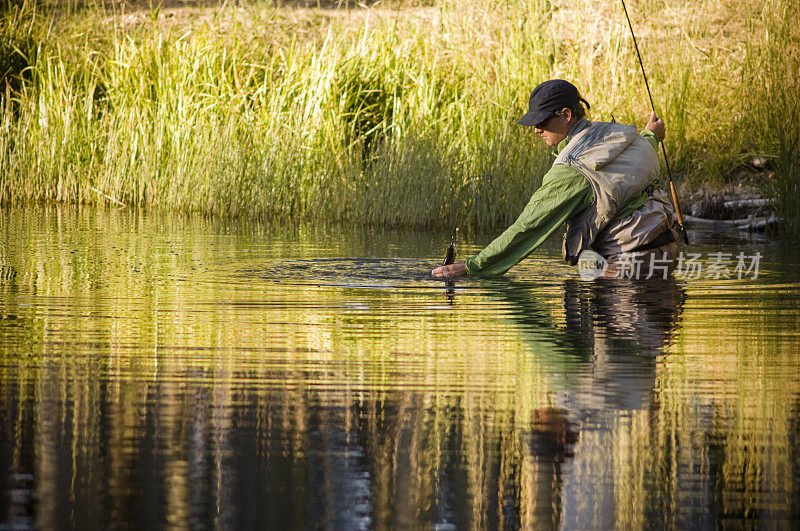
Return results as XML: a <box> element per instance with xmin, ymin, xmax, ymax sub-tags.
<box><xmin>0</xmin><ymin>205</ymin><xmax>562</xmax><ymax>525</ymax></box>
<box><xmin>2</xmin><ymin>207</ymin><xmax>800</xmax><ymax>527</ymax></box>
<box><xmin>1</xmin><ymin>0</ymin><xmax>798</xmax><ymax>229</ymax></box>
<box><xmin>644</xmin><ymin>293</ymin><xmax>800</xmax><ymax>526</ymax></box>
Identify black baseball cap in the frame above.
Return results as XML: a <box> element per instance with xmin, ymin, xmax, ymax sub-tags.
<box><xmin>517</xmin><ymin>79</ymin><xmax>590</xmax><ymax>127</ymax></box>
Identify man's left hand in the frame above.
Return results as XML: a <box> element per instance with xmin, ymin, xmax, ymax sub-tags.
<box><xmin>645</xmin><ymin>111</ymin><xmax>666</xmax><ymax>142</ymax></box>
<box><xmin>431</xmin><ymin>261</ymin><xmax>467</xmax><ymax>278</ymax></box>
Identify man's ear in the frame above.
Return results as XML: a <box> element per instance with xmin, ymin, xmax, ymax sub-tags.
<box><xmin>561</xmin><ymin>107</ymin><xmax>573</xmax><ymax>122</ymax></box>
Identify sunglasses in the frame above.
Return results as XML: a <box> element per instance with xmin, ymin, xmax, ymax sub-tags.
<box><xmin>535</xmin><ymin>111</ymin><xmax>566</xmax><ymax>129</ymax></box>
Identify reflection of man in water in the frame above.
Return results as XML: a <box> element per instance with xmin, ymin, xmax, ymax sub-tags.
<box><xmin>507</xmin><ymin>278</ymin><xmax>684</xmax><ymax>529</ymax></box>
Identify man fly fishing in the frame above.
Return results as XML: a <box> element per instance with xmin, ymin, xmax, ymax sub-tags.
<box><xmin>431</xmin><ymin>79</ymin><xmax>681</xmax><ymax>280</ymax></box>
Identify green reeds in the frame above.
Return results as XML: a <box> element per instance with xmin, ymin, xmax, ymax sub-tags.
<box><xmin>1</xmin><ymin>0</ymin><xmax>798</xmax><ymax>229</ymax></box>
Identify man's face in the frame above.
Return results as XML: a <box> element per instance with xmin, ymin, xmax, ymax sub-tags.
<box><xmin>533</xmin><ymin>108</ymin><xmax>573</xmax><ymax>147</ymax></box>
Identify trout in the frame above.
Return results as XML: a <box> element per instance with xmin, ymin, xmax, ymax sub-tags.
<box><xmin>442</xmin><ymin>230</ymin><xmax>457</xmax><ymax>266</ymax></box>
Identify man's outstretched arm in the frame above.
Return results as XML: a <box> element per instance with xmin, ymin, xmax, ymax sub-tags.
<box><xmin>432</xmin><ymin>167</ymin><xmax>593</xmax><ymax>278</ymax></box>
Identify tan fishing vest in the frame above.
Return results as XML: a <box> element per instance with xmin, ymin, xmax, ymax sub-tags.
<box><xmin>555</xmin><ymin>119</ymin><xmax>675</xmax><ymax>265</ymax></box>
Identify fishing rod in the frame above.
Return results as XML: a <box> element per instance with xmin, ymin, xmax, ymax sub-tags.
<box><xmin>620</xmin><ymin>0</ymin><xmax>690</xmax><ymax>244</ymax></box>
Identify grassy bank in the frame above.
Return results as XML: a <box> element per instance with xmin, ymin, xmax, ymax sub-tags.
<box><xmin>1</xmin><ymin>0</ymin><xmax>798</xmax><ymax>231</ymax></box>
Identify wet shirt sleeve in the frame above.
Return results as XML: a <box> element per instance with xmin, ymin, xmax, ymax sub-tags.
<box><xmin>464</xmin><ymin>165</ymin><xmax>593</xmax><ymax>277</ymax></box>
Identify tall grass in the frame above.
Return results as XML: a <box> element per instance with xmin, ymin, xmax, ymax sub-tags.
<box><xmin>1</xmin><ymin>0</ymin><xmax>798</xmax><ymax>230</ymax></box>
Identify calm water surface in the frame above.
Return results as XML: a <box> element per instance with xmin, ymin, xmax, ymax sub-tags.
<box><xmin>1</xmin><ymin>206</ymin><xmax>799</xmax><ymax>529</ymax></box>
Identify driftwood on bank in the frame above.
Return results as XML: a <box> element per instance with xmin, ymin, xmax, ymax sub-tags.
<box><xmin>685</xmin><ymin>212</ymin><xmax>781</xmax><ymax>231</ymax></box>
<box><xmin>722</xmin><ymin>198</ymin><xmax>775</xmax><ymax>209</ymax></box>
<box><xmin>685</xmin><ymin>215</ymin><xmax>751</xmax><ymax>228</ymax></box>
<box><xmin>735</xmin><ymin>213</ymin><xmax>781</xmax><ymax>231</ymax></box>
<box><xmin>685</xmin><ymin>194</ymin><xmax>781</xmax><ymax>232</ymax></box>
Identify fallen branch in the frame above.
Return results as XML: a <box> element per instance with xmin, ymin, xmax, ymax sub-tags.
<box><xmin>685</xmin><ymin>213</ymin><xmax>783</xmax><ymax>231</ymax></box>
<box><xmin>735</xmin><ymin>213</ymin><xmax>781</xmax><ymax>231</ymax></box>
<box><xmin>684</xmin><ymin>215</ymin><xmax>753</xmax><ymax>228</ymax></box>
<box><xmin>723</xmin><ymin>198</ymin><xmax>775</xmax><ymax>209</ymax></box>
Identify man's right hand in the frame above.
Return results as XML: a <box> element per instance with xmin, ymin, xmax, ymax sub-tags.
<box><xmin>431</xmin><ymin>261</ymin><xmax>467</xmax><ymax>278</ymax></box>
<box><xmin>645</xmin><ymin>111</ymin><xmax>666</xmax><ymax>142</ymax></box>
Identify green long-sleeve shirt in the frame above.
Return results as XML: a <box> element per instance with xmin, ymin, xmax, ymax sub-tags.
<box><xmin>464</xmin><ymin>128</ymin><xmax>660</xmax><ymax>276</ymax></box>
